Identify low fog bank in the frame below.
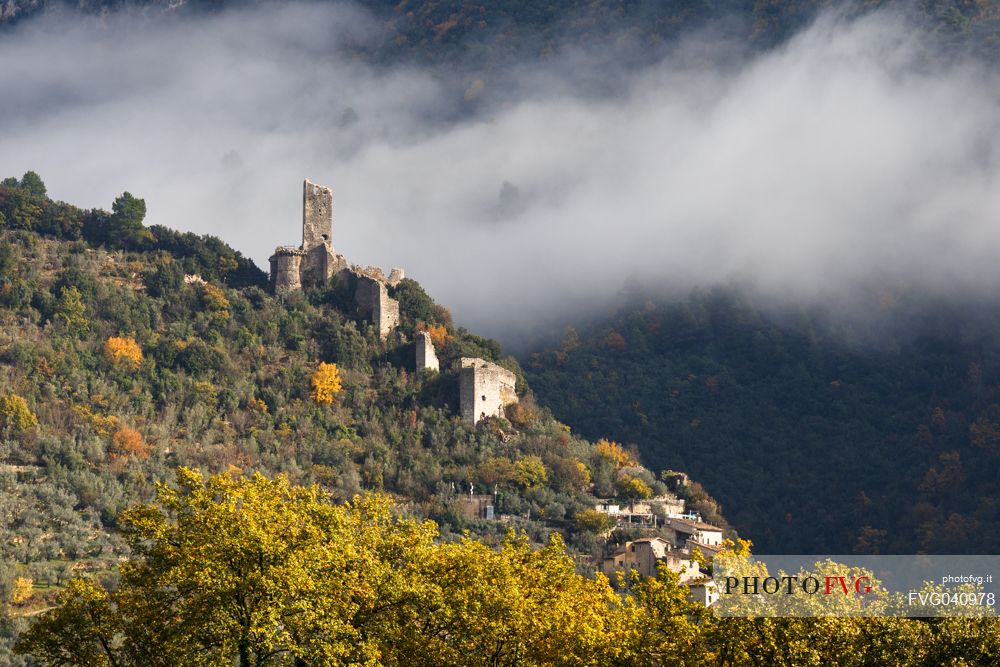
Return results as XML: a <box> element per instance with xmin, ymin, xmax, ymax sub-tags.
<box><xmin>3</xmin><ymin>4</ymin><xmax>1000</xmax><ymax>345</ymax></box>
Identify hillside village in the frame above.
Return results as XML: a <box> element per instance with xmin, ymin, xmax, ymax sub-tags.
<box><xmin>269</xmin><ymin>179</ymin><xmax>728</xmax><ymax>601</ymax></box>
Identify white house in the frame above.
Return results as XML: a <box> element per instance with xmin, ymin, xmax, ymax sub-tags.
<box><xmin>664</xmin><ymin>517</ymin><xmax>724</xmax><ymax>550</ymax></box>
<box><xmin>685</xmin><ymin>577</ymin><xmax>719</xmax><ymax>606</ymax></box>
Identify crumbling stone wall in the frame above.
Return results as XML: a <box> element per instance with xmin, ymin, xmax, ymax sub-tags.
<box><xmin>355</xmin><ymin>275</ymin><xmax>400</xmax><ymax>340</ymax></box>
<box><xmin>353</xmin><ymin>274</ymin><xmax>378</xmax><ymax>312</ymax></box>
<box><xmin>415</xmin><ymin>331</ymin><xmax>439</xmax><ymax>372</ymax></box>
<box><xmin>387</xmin><ymin>267</ymin><xmax>405</xmax><ymax>287</ymax></box>
<box><xmin>459</xmin><ymin>358</ymin><xmax>518</xmax><ymax>425</ymax></box>
<box><xmin>372</xmin><ymin>281</ymin><xmax>400</xmax><ymax>340</ymax></box>
<box><xmin>352</xmin><ymin>265</ymin><xmax>405</xmax><ymax>288</ymax></box>
<box><xmin>358</xmin><ymin>265</ymin><xmax>386</xmax><ymax>282</ymax></box>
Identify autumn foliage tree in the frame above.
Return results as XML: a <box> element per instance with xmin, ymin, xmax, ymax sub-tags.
<box><xmin>0</xmin><ymin>393</ymin><xmax>37</xmax><ymax>432</ymax></box>
<box><xmin>200</xmin><ymin>283</ymin><xmax>231</xmax><ymax>320</ymax></box>
<box><xmin>112</xmin><ymin>425</ymin><xmax>152</xmax><ymax>460</ymax></box>
<box><xmin>618</xmin><ymin>474</ymin><xmax>654</xmax><ymax>502</ymax></box>
<box><xmin>575</xmin><ymin>508</ymin><xmax>615</xmax><ymax>533</ymax></box>
<box><xmin>16</xmin><ymin>470</ymin><xmax>1000</xmax><ymax>667</ymax></box>
<box><xmin>53</xmin><ymin>285</ymin><xmax>88</xmax><ymax>334</ymax></box>
<box><xmin>595</xmin><ymin>438</ymin><xmax>638</xmax><ymax>469</ymax></box>
<box><xmin>513</xmin><ymin>455</ymin><xmax>548</xmax><ymax>489</ymax></box>
<box><xmin>14</xmin><ymin>470</ymin><xmax>651</xmax><ymax>666</ymax></box>
<box><xmin>424</xmin><ymin>322</ymin><xmax>449</xmax><ymax>348</ymax></box>
<box><xmin>9</xmin><ymin>577</ymin><xmax>33</xmax><ymax>606</ymax></box>
<box><xmin>310</xmin><ymin>362</ymin><xmax>342</xmax><ymax>404</ymax></box>
<box><xmin>104</xmin><ymin>336</ymin><xmax>143</xmax><ymax>369</ymax></box>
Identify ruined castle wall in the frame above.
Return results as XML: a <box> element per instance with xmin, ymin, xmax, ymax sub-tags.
<box><xmin>300</xmin><ymin>244</ymin><xmax>335</xmax><ymax>288</ymax></box>
<box><xmin>459</xmin><ymin>358</ymin><xmax>518</xmax><ymax>425</ymax></box>
<box><xmin>387</xmin><ymin>267</ymin><xmax>405</xmax><ymax>287</ymax></box>
<box><xmin>354</xmin><ymin>275</ymin><xmax>379</xmax><ymax>312</ymax></box>
<box><xmin>355</xmin><ymin>275</ymin><xmax>400</xmax><ymax>339</ymax></box>
<box><xmin>302</xmin><ymin>179</ymin><xmax>333</xmax><ymax>251</ymax></box>
<box><xmin>269</xmin><ymin>181</ymin><xmax>400</xmax><ymax>304</ymax></box>
<box><xmin>373</xmin><ymin>283</ymin><xmax>400</xmax><ymax>340</ymax></box>
<box><xmin>415</xmin><ymin>331</ymin><xmax>439</xmax><ymax>372</ymax></box>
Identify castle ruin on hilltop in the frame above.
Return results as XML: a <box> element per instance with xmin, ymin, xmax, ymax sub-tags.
<box><xmin>270</xmin><ymin>180</ymin><xmax>403</xmax><ymax>339</ymax></box>
<box><xmin>270</xmin><ymin>180</ymin><xmax>517</xmax><ymax>423</ymax></box>
<box><xmin>270</xmin><ymin>180</ymin><xmax>347</xmax><ymax>291</ymax></box>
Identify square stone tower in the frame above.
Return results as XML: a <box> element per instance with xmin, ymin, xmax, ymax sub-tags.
<box><xmin>459</xmin><ymin>358</ymin><xmax>518</xmax><ymax>425</ymax></box>
<box><xmin>302</xmin><ymin>179</ymin><xmax>333</xmax><ymax>251</ymax></box>
<box><xmin>299</xmin><ymin>179</ymin><xmax>338</xmax><ymax>287</ymax></box>
<box><xmin>355</xmin><ymin>275</ymin><xmax>401</xmax><ymax>340</ymax></box>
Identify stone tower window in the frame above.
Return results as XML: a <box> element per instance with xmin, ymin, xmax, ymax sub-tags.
<box><xmin>482</xmin><ymin>395</ymin><xmax>486</xmax><ymax>401</ymax></box>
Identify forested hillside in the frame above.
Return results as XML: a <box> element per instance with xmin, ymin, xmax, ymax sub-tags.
<box><xmin>0</xmin><ymin>171</ymin><xmax>709</xmax><ymax>660</ymax></box>
<box><xmin>526</xmin><ymin>286</ymin><xmax>1000</xmax><ymax>554</ymax></box>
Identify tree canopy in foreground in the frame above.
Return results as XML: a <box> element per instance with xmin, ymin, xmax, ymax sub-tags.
<box><xmin>14</xmin><ymin>469</ymin><xmax>700</xmax><ymax>666</ymax></box>
<box><xmin>15</xmin><ymin>469</ymin><xmax>1000</xmax><ymax>666</ymax></box>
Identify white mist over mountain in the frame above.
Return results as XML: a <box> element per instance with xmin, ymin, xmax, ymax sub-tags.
<box><xmin>2</xmin><ymin>4</ymin><xmax>1000</xmax><ymax>342</ymax></box>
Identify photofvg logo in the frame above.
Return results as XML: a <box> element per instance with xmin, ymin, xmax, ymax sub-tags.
<box><xmin>722</xmin><ymin>574</ymin><xmax>873</xmax><ymax>596</ymax></box>
<box><xmin>711</xmin><ymin>555</ymin><xmax>1000</xmax><ymax>618</ymax></box>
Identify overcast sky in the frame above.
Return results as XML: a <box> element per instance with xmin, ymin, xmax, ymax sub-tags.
<box><xmin>3</xmin><ymin>4</ymin><xmax>1000</xmax><ymax>343</ymax></box>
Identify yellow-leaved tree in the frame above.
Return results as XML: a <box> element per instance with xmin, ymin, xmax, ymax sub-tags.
<box><xmin>15</xmin><ymin>469</ymin><xmax>700</xmax><ymax>666</ymax></box>
<box><xmin>513</xmin><ymin>455</ymin><xmax>548</xmax><ymax>489</ymax></box>
<box><xmin>104</xmin><ymin>336</ymin><xmax>143</xmax><ymax>369</ymax></box>
<box><xmin>617</xmin><ymin>474</ymin><xmax>653</xmax><ymax>502</ymax></box>
<box><xmin>0</xmin><ymin>394</ymin><xmax>37</xmax><ymax>432</ymax></box>
<box><xmin>200</xmin><ymin>283</ymin><xmax>231</xmax><ymax>320</ymax></box>
<box><xmin>310</xmin><ymin>362</ymin><xmax>342</xmax><ymax>404</ymax></box>
<box><xmin>595</xmin><ymin>438</ymin><xmax>638</xmax><ymax>469</ymax></box>
<box><xmin>10</xmin><ymin>577</ymin><xmax>34</xmax><ymax>605</ymax></box>
<box><xmin>53</xmin><ymin>285</ymin><xmax>89</xmax><ymax>334</ymax></box>
<box><xmin>16</xmin><ymin>469</ymin><xmax>438</xmax><ymax>665</ymax></box>
<box><xmin>382</xmin><ymin>532</ymin><xmax>635</xmax><ymax>666</ymax></box>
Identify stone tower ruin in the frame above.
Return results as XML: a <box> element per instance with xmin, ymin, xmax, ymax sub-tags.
<box><xmin>269</xmin><ymin>180</ymin><xmax>405</xmax><ymax>340</ymax></box>
<box><xmin>415</xmin><ymin>331</ymin><xmax>439</xmax><ymax>372</ymax></box>
<box><xmin>459</xmin><ymin>358</ymin><xmax>518</xmax><ymax>425</ymax></box>
<box><xmin>354</xmin><ymin>275</ymin><xmax>401</xmax><ymax>340</ymax></box>
<box><xmin>269</xmin><ymin>179</ymin><xmax>347</xmax><ymax>293</ymax></box>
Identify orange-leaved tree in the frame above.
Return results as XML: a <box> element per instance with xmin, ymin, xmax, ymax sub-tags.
<box><xmin>113</xmin><ymin>425</ymin><xmax>152</xmax><ymax>460</ymax></box>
